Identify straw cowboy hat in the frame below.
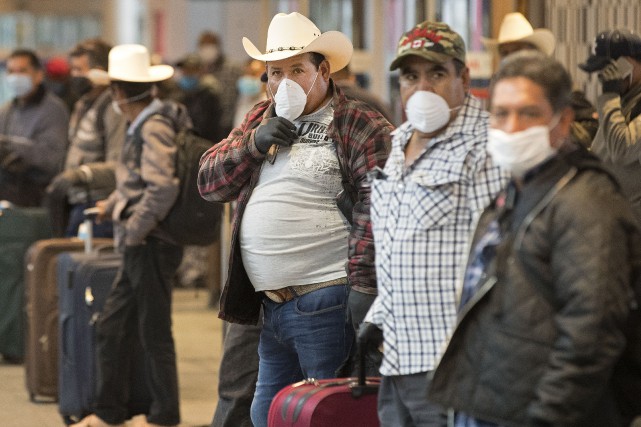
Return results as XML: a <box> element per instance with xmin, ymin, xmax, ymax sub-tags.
<box><xmin>108</xmin><ymin>44</ymin><xmax>174</xmax><ymax>82</ymax></box>
<box><xmin>484</xmin><ymin>12</ymin><xmax>556</xmax><ymax>56</ymax></box>
<box><xmin>242</xmin><ymin>12</ymin><xmax>353</xmax><ymax>73</ymax></box>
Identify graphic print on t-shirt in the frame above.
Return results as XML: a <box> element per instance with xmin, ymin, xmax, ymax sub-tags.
<box><xmin>289</xmin><ymin>117</ymin><xmax>339</xmax><ymax>182</ymax></box>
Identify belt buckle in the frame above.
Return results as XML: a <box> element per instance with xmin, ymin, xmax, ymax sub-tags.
<box><xmin>265</xmin><ymin>288</ymin><xmax>294</xmax><ymax>303</ymax></box>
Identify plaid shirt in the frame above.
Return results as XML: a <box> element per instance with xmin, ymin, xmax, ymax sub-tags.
<box><xmin>365</xmin><ymin>95</ymin><xmax>508</xmax><ymax>375</ymax></box>
<box><xmin>198</xmin><ymin>83</ymin><xmax>393</xmax><ymax>324</ymax></box>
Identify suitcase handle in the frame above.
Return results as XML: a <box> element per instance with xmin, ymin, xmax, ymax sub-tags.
<box><xmin>351</xmin><ymin>341</ymin><xmax>379</xmax><ymax>398</ymax></box>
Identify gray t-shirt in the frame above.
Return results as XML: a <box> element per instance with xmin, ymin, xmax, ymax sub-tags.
<box><xmin>240</xmin><ymin>101</ymin><xmax>350</xmax><ymax>291</ymax></box>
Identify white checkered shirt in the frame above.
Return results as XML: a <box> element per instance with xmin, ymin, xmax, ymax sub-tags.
<box><xmin>364</xmin><ymin>95</ymin><xmax>509</xmax><ymax>376</ymax></box>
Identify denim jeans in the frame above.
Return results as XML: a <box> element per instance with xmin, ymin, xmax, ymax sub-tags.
<box><xmin>94</xmin><ymin>237</ymin><xmax>183</xmax><ymax>425</ymax></box>
<box><xmin>250</xmin><ymin>284</ymin><xmax>353</xmax><ymax>427</ymax></box>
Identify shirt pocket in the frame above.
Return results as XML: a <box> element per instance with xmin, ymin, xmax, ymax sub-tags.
<box><xmin>409</xmin><ymin>163</ymin><xmax>463</xmax><ymax>229</ymax></box>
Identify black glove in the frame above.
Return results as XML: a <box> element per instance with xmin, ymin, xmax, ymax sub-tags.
<box><xmin>0</xmin><ymin>150</ymin><xmax>27</xmax><ymax>175</ymax></box>
<box><xmin>347</xmin><ymin>290</ymin><xmax>377</xmax><ymax>333</ymax></box>
<box><xmin>357</xmin><ymin>322</ymin><xmax>383</xmax><ymax>351</ymax></box>
<box><xmin>254</xmin><ymin>117</ymin><xmax>297</xmax><ymax>154</ymax></box>
<box><xmin>598</xmin><ymin>61</ymin><xmax>626</xmax><ymax>94</ymax></box>
<box><xmin>46</xmin><ymin>168</ymin><xmax>85</xmax><ymax>197</ymax></box>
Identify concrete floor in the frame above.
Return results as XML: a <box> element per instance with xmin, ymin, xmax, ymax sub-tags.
<box><xmin>0</xmin><ymin>289</ymin><xmax>222</xmax><ymax>427</ymax></box>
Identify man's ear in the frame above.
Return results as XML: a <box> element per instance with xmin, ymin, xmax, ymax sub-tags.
<box><xmin>560</xmin><ymin>105</ymin><xmax>575</xmax><ymax>131</ymax></box>
<box><xmin>33</xmin><ymin>68</ymin><xmax>45</xmax><ymax>86</ymax></box>
<box><xmin>460</xmin><ymin>66</ymin><xmax>471</xmax><ymax>92</ymax></box>
<box><xmin>320</xmin><ymin>60</ymin><xmax>331</xmax><ymax>81</ymax></box>
<box><xmin>551</xmin><ymin>106</ymin><xmax>575</xmax><ymax>149</ymax></box>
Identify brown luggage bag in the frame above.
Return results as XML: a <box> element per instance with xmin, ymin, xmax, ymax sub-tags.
<box><xmin>24</xmin><ymin>237</ymin><xmax>112</xmax><ymax>402</ymax></box>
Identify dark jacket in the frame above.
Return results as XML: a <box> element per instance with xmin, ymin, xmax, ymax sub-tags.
<box><xmin>198</xmin><ymin>83</ymin><xmax>393</xmax><ymax>324</ymax></box>
<box><xmin>429</xmin><ymin>147</ymin><xmax>638</xmax><ymax>427</ymax></box>
<box><xmin>0</xmin><ymin>84</ymin><xmax>69</xmax><ymax>206</ymax></box>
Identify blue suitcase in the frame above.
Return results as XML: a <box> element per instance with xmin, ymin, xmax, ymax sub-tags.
<box><xmin>57</xmin><ymin>249</ymin><xmax>150</xmax><ymax>424</ymax></box>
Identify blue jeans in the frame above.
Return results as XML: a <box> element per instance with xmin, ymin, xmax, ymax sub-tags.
<box><xmin>250</xmin><ymin>284</ymin><xmax>353</xmax><ymax>427</ymax></box>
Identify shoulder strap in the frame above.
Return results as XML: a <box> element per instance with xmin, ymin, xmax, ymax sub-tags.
<box><xmin>94</xmin><ymin>93</ymin><xmax>112</xmax><ymax>136</ymax></box>
<box><xmin>629</xmin><ymin>100</ymin><xmax>641</xmax><ymax>122</ymax></box>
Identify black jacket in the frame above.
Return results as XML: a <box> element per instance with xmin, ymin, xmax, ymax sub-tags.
<box><xmin>429</xmin><ymin>147</ymin><xmax>639</xmax><ymax>427</ymax></box>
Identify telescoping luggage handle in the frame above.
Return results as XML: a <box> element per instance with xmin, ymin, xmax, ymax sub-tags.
<box><xmin>78</xmin><ymin>207</ymin><xmax>102</xmax><ymax>253</ymax></box>
<box><xmin>281</xmin><ymin>343</ymin><xmax>380</xmax><ymax>423</ymax></box>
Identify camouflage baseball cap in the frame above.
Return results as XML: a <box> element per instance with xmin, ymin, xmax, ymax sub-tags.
<box><xmin>390</xmin><ymin>21</ymin><xmax>466</xmax><ymax>71</ymax></box>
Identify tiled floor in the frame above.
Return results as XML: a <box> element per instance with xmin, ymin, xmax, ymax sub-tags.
<box><xmin>0</xmin><ymin>289</ymin><xmax>222</xmax><ymax>427</ymax></box>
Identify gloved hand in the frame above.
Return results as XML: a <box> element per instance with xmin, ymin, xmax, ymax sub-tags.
<box><xmin>357</xmin><ymin>322</ymin><xmax>383</xmax><ymax>352</ymax></box>
<box><xmin>254</xmin><ymin>117</ymin><xmax>297</xmax><ymax>154</ymax></box>
<box><xmin>598</xmin><ymin>60</ymin><xmax>627</xmax><ymax>94</ymax></box>
<box><xmin>347</xmin><ymin>290</ymin><xmax>377</xmax><ymax>333</ymax></box>
<box><xmin>46</xmin><ymin>168</ymin><xmax>86</xmax><ymax>197</ymax></box>
<box><xmin>0</xmin><ymin>150</ymin><xmax>27</xmax><ymax>175</ymax></box>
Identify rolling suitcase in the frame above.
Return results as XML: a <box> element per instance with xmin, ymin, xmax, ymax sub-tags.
<box><xmin>57</xmin><ymin>248</ymin><xmax>150</xmax><ymax>424</ymax></box>
<box><xmin>267</xmin><ymin>345</ymin><xmax>380</xmax><ymax>427</ymax></box>
<box><xmin>23</xmin><ymin>237</ymin><xmax>112</xmax><ymax>402</ymax></box>
<box><xmin>0</xmin><ymin>204</ymin><xmax>52</xmax><ymax>361</ymax></box>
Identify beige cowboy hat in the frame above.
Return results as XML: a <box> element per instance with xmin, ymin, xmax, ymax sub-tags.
<box><xmin>108</xmin><ymin>44</ymin><xmax>174</xmax><ymax>83</ymax></box>
<box><xmin>483</xmin><ymin>12</ymin><xmax>556</xmax><ymax>56</ymax></box>
<box><xmin>242</xmin><ymin>12</ymin><xmax>353</xmax><ymax>73</ymax></box>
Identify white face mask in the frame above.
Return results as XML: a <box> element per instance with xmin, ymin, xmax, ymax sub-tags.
<box><xmin>6</xmin><ymin>74</ymin><xmax>34</xmax><ymax>98</ymax></box>
<box><xmin>111</xmin><ymin>90</ymin><xmax>152</xmax><ymax>116</ymax></box>
<box><xmin>487</xmin><ymin>117</ymin><xmax>560</xmax><ymax>178</ymax></box>
<box><xmin>405</xmin><ymin>91</ymin><xmax>458</xmax><ymax>134</ymax></box>
<box><xmin>270</xmin><ymin>72</ymin><xmax>319</xmax><ymax>122</ymax></box>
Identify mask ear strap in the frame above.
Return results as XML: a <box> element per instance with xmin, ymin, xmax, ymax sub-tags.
<box><xmin>267</xmin><ymin>79</ymin><xmax>276</xmax><ymax>102</ymax></box>
<box><xmin>305</xmin><ymin>71</ymin><xmax>320</xmax><ymax>96</ymax></box>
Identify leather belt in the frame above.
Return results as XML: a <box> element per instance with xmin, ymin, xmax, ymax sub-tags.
<box><xmin>263</xmin><ymin>277</ymin><xmax>348</xmax><ymax>303</ymax></box>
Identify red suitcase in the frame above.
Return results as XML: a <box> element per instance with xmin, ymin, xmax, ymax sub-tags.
<box><xmin>268</xmin><ymin>376</ymin><xmax>380</xmax><ymax>427</ymax></box>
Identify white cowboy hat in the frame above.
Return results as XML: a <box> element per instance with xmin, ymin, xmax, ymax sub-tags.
<box><xmin>108</xmin><ymin>44</ymin><xmax>174</xmax><ymax>83</ymax></box>
<box><xmin>483</xmin><ymin>12</ymin><xmax>556</xmax><ymax>56</ymax></box>
<box><xmin>242</xmin><ymin>12</ymin><xmax>353</xmax><ymax>73</ymax></box>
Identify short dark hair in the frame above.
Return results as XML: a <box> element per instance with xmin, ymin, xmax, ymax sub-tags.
<box><xmin>452</xmin><ymin>58</ymin><xmax>465</xmax><ymax>76</ymax></box>
<box><xmin>491</xmin><ymin>50</ymin><xmax>572</xmax><ymax>113</ymax></box>
<box><xmin>110</xmin><ymin>80</ymin><xmax>153</xmax><ymax>102</ymax></box>
<box><xmin>9</xmin><ymin>49</ymin><xmax>42</xmax><ymax>70</ymax></box>
<box><xmin>69</xmin><ymin>38</ymin><xmax>112</xmax><ymax>70</ymax></box>
<box><xmin>198</xmin><ymin>31</ymin><xmax>220</xmax><ymax>46</ymax></box>
<box><xmin>309</xmin><ymin>52</ymin><xmax>326</xmax><ymax>69</ymax></box>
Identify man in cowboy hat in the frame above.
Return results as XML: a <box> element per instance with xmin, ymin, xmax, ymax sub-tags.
<box><xmin>72</xmin><ymin>44</ymin><xmax>192</xmax><ymax>427</ymax></box>
<box><xmin>484</xmin><ymin>12</ymin><xmax>556</xmax><ymax>59</ymax></box>
<box><xmin>358</xmin><ymin>21</ymin><xmax>507</xmax><ymax>426</ymax></box>
<box><xmin>487</xmin><ymin>12</ymin><xmax>598</xmax><ymax>148</ymax></box>
<box><xmin>580</xmin><ymin>28</ymin><xmax>641</xmax><ymax>224</ymax></box>
<box><xmin>198</xmin><ymin>11</ymin><xmax>393</xmax><ymax>427</ymax></box>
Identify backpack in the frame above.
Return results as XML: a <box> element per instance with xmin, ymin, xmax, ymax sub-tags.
<box><xmin>134</xmin><ymin>111</ymin><xmax>222</xmax><ymax>246</ymax></box>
